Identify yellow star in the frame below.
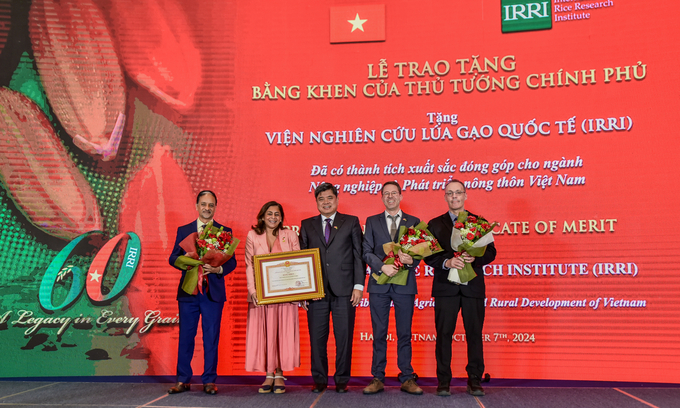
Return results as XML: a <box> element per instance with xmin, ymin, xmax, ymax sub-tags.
<box><xmin>348</xmin><ymin>13</ymin><xmax>367</xmax><ymax>32</ymax></box>
<box><xmin>89</xmin><ymin>270</ymin><xmax>102</xmax><ymax>282</ymax></box>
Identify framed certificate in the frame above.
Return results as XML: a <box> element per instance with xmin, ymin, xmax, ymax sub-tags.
<box><xmin>253</xmin><ymin>248</ymin><xmax>325</xmax><ymax>305</ymax></box>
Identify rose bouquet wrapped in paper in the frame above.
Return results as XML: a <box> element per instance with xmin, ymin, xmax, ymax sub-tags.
<box><xmin>174</xmin><ymin>221</ymin><xmax>240</xmax><ymax>294</ymax></box>
<box><xmin>448</xmin><ymin>211</ymin><xmax>497</xmax><ymax>284</ymax></box>
<box><xmin>373</xmin><ymin>221</ymin><xmax>443</xmax><ymax>285</ymax></box>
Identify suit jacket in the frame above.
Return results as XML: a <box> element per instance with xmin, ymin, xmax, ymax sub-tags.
<box><xmin>424</xmin><ymin>211</ymin><xmax>496</xmax><ymax>299</ymax></box>
<box><xmin>245</xmin><ymin>228</ymin><xmax>300</xmax><ymax>300</ymax></box>
<box><xmin>299</xmin><ymin>212</ymin><xmax>365</xmax><ymax>297</ymax></box>
<box><xmin>363</xmin><ymin>212</ymin><xmax>421</xmax><ymax>295</ymax></box>
<box><xmin>169</xmin><ymin>220</ymin><xmax>238</xmax><ymax>302</ymax></box>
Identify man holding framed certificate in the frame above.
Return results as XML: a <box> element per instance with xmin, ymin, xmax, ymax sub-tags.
<box><xmin>299</xmin><ymin>182</ymin><xmax>365</xmax><ymax>393</ymax></box>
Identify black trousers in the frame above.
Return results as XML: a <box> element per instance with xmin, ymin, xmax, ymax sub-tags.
<box><xmin>306</xmin><ymin>292</ymin><xmax>356</xmax><ymax>385</ymax></box>
<box><xmin>434</xmin><ymin>295</ymin><xmax>485</xmax><ymax>385</ymax></box>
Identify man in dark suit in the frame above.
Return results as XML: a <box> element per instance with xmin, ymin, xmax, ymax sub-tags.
<box><xmin>424</xmin><ymin>179</ymin><xmax>496</xmax><ymax>397</ymax></box>
<box><xmin>362</xmin><ymin>181</ymin><xmax>423</xmax><ymax>395</ymax></box>
<box><xmin>167</xmin><ymin>190</ymin><xmax>237</xmax><ymax>395</ymax></box>
<box><xmin>299</xmin><ymin>182</ymin><xmax>365</xmax><ymax>393</ymax></box>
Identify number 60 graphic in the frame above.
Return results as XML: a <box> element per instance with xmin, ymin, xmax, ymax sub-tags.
<box><xmin>39</xmin><ymin>231</ymin><xmax>141</xmax><ymax>311</ymax></box>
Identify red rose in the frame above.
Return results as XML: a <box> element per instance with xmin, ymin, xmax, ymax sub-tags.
<box><xmin>470</xmin><ymin>227</ymin><xmax>476</xmax><ymax>232</ymax></box>
<box><xmin>476</xmin><ymin>231</ymin><xmax>482</xmax><ymax>238</ymax></box>
<box><xmin>468</xmin><ymin>215</ymin><xmax>477</xmax><ymax>223</ymax></box>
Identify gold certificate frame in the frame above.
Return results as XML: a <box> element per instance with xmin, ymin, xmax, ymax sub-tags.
<box><xmin>253</xmin><ymin>248</ymin><xmax>325</xmax><ymax>305</ymax></box>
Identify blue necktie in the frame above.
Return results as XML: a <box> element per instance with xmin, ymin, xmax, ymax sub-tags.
<box><xmin>324</xmin><ymin>218</ymin><xmax>331</xmax><ymax>243</ymax></box>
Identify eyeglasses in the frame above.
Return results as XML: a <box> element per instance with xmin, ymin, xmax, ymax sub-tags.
<box><xmin>382</xmin><ymin>192</ymin><xmax>400</xmax><ymax>197</ymax></box>
<box><xmin>445</xmin><ymin>191</ymin><xmax>465</xmax><ymax>197</ymax></box>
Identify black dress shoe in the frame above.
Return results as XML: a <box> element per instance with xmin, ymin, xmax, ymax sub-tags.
<box><xmin>311</xmin><ymin>383</ymin><xmax>327</xmax><ymax>393</ymax></box>
<box><xmin>436</xmin><ymin>384</ymin><xmax>451</xmax><ymax>396</ymax></box>
<box><xmin>168</xmin><ymin>382</ymin><xmax>190</xmax><ymax>394</ymax></box>
<box><xmin>467</xmin><ymin>377</ymin><xmax>485</xmax><ymax>396</ymax></box>
<box><xmin>335</xmin><ymin>383</ymin><xmax>348</xmax><ymax>393</ymax></box>
<box><xmin>203</xmin><ymin>383</ymin><xmax>218</xmax><ymax>395</ymax></box>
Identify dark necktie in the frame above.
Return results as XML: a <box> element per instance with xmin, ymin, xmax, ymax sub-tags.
<box><xmin>324</xmin><ymin>218</ymin><xmax>332</xmax><ymax>243</ymax></box>
<box><xmin>388</xmin><ymin>214</ymin><xmax>398</xmax><ymax>241</ymax></box>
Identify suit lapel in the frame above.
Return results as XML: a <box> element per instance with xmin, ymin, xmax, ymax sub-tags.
<box><xmin>442</xmin><ymin>212</ymin><xmax>454</xmax><ymax>229</ymax></box>
<box><xmin>311</xmin><ymin>215</ymin><xmax>327</xmax><ymax>246</ymax></box>
<box><xmin>396</xmin><ymin>213</ymin><xmax>411</xmax><ymax>243</ymax></box>
<box><xmin>377</xmin><ymin>213</ymin><xmax>392</xmax><ymax>242</ymax></box>
<box><xmin>279</xmin><ymin>231</ymin><xmax>290</xmax><ymax>252</ymax></box>
<box><xmin>441</xmin><ymin>212</ymin><xmax>454</xmax><ymax>251</ymax></box>
<box><xmin>255</xmin><ymin>231</ymin><xmax>269</xmax><ymax>253</ymax></box>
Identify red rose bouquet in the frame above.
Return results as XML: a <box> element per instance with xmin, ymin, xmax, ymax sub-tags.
<box><xmin>373</xmin><ymin>221</ymin><xmax>443</xmax><ymax>285</ymax></box>
<box><xmin>448</xmin><ymin>211</ymin><xmax>497</xmax><ymax>284</ymax></box>
<box><xmin>174</xmin><ymin>221</ymin><xmax>240</xmax><ymax>294</ymax></box>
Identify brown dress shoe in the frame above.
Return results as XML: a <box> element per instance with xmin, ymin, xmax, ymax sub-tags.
<box><xmin>203</xmin><ymin>383</ymin><xmax>218</xmax><ymax>395</ymax></box>
<box><xmin>168</xmin><ymin>382</ymin><xmax>190</xmax><ymax>394</ymax></box>
<box><xmin>466</xmin><ymin>377</ymin><xmax>485</xmax><ymax>396</ymax></box>
<box><xmin>363</xmin><ymin>378</ymin><xmax>384</xmax><ymax>394</ymax></box>
<box><xmin>400</xmin><ymin>378</ymin><xmax>423</xmax><ymax>395</ymax></box>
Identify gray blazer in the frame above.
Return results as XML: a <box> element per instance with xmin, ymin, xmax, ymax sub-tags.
<box><xmin>363</xmin><ymin>212</ymin><xmax>421</xmax><ymax>295</ymax></box>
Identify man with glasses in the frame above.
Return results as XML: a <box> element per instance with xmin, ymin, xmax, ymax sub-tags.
<box><xmin>424</xmin><ymin>179</ymin><xmax>497</xmax><ymax>397</ymax></box>
<box><xmin>362</xmin><ymin>181</ymin><xmax>423</xmax><ymax>395</ymax></box>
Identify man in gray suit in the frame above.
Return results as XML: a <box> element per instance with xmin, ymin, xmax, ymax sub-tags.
<box><xmin>300</xmin><ymin>182</ymin><xmax>365</xmax><ymax>393</ymax></box>
<box><xmin>362</xmin><ymin>181</ymin><xmax>423</xmax><ymax>395</ymax></box>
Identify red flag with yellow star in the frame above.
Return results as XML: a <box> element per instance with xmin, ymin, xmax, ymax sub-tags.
<box><xmin>330</xmin><ymin>4</ymin><xmax>385</xmax><ymax>43</ymax></box>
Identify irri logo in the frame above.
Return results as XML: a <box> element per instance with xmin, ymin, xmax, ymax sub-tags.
<box><xmin>501</xmin><ymin>0</ymin><xmax>552</xmax><ymax>33</ymax></box>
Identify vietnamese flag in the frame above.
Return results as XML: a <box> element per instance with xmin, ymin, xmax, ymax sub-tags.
<box><xmin>330</xmin><ymin>4</ymin><xmax>385</xmax><ymax>43</ymax></box>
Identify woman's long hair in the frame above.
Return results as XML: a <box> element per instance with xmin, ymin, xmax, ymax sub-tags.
<box><xmin>252</xmin><ymin>201</ymin><xmax>285</xmax><ymax>236</ymax></box>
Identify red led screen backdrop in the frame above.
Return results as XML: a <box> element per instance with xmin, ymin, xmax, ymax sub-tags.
<box><xmin>0</xmin><ymin>0</ymin><xmax>678</xmax><ymax>383</ymax></box>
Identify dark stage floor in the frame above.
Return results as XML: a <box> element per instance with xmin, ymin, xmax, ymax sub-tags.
<box><xmin>0</xmin><ymin>379</ymin><xmax>678</xmax><ymax>408</ymax></box>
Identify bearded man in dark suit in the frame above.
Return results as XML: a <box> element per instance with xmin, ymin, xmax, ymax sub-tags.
<box><xmin>424</xmin><ymin>179</ymin><xmax>496</xmax><ymax>397</ymax></box>
<box><xmin>299</xmin><ymin>182</ymin><xmax>365</xmax><ymax>393</ymax></box>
